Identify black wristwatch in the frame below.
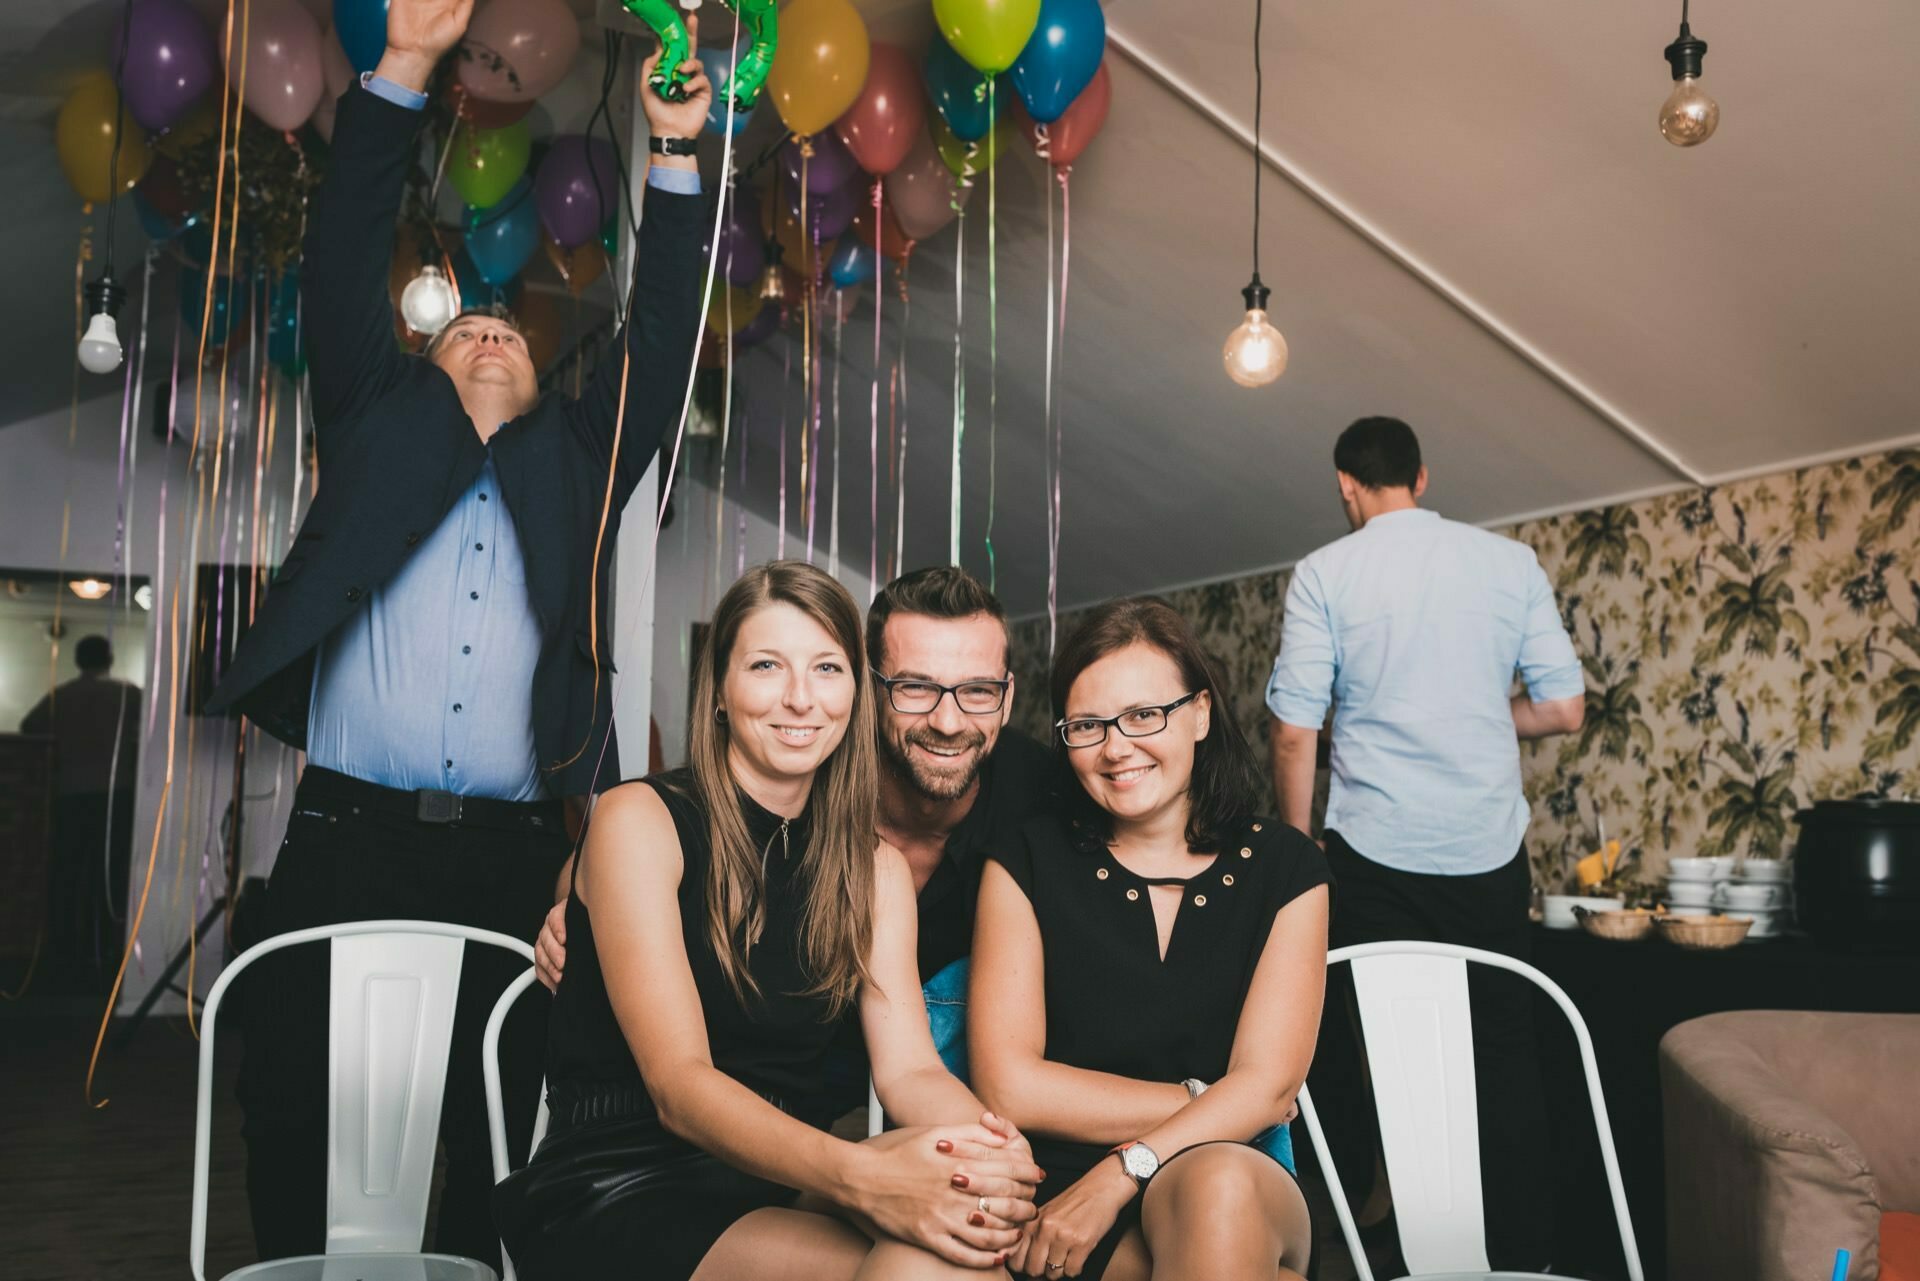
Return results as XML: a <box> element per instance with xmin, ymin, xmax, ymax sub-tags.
<box><xmin>649</xmin><ymin>135</ymin><xmax>698</xmax><ymax>157</ymax></box>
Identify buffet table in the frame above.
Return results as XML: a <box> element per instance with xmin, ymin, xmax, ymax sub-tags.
<box><xmin>1528</xmin><ymin>925</ymin><xmax>1920</xmax><ymax>1279</ymax></box>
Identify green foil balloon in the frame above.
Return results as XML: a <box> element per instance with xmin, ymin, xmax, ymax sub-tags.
<box><xmin>449</xmin><ymin>119</ymin><xmax>532</xmax><ymax>210</ymax></box>
<box><xmin>623</xmin><ymin>0</ymin><xmax>778</xmax><ymax>110</ymax></box>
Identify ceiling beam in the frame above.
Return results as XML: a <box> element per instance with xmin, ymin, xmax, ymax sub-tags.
<box><xmin>1106</xmin><ymin>22</ymin><xmax>1708</xmax><ymax>487</ymax></box>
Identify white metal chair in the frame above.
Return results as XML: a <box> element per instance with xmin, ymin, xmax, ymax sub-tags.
<box><xmin>481</xmin><ymin>966</ymin><xmax>551</xmax><ymax>1281</ymax></box>
<box><xmin>190</xmin><ymin>919</ymin><xmax>536</xmax><ymax>1281</ymax></box>
<box><xmin>1295</xmin><ymin>941</ymin><xmax>1643</xmax><ymax>1281</ymax></box>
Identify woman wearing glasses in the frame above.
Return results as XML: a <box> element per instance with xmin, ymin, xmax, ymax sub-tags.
<box><xmin>969</xmin><ymin>597</ymin><xmax>1328</xmax><ymax>1279</ymax></box>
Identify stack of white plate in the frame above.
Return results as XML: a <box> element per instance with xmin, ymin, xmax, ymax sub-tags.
<box><xmin>1717</xmin><ymin>860</ymin><xmax>1793</xmax><ymax>939</ymax></box>
<box><xmin>1664</xmin><ymin>856</ymin><xmax>1732</xmax><ymax>916</ymax></box>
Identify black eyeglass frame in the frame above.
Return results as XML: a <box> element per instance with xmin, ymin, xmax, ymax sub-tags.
<box><xmin>1055</xmin><ymin>690</ymin><xmax>1202</xmax><ymax>749</ymax></box>
<box><xmin>873</xmin><ymin>672</ymin><xmax>1013</xmax><ymax>716</ymax></box>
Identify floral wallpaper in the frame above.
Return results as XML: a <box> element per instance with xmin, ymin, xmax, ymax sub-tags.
<box><xmin>1008</xmin><ymin>450</ymin><xmax>1920</xmax><ymax>889</ymax></box>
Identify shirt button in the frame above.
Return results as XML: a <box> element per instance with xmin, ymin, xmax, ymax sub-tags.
<box><xmin>405</xmin><ymin>532</ymin><xmax>421</xmax><ymax>547</ymax></box>
<box><xmin>470</xmin><ymin>590</ymin><xmax>479</xmax><ymax>600</ymax></box>
<box><xmin>475</xmin><ymin>542</ymin><xmax>484</xmax><ymax>551</ymax></box>
<box><xmin>453</xmin><ymin>703</ymin><xmax>463</xmax><ymax>713</ymax></box>
<box><xmin>444</xmin><ymin>759</ymin><xmax>453</xmax><ymax>769</ymax></box>
<box><xmin>479</xmin><ymin>493</ymin><xmax>488</xmax><ymax>502</ymax></box>
<box><xmin>462</xmin><ymin>645</ymin><xmax>472</xmax><ymax>655</ymax></box>
<box><xmin>1126</xmin><ymin>888</ymin><xmax>1139</xmax><ymax>902</ymax></box>
<box><xmin>1096</xmin><ymin>868</ymin><xmax>1109</xmax><ymax>881</ymax></box>
<box><xmin>1195</xmin><ymin>894</ymin><xmax>1208</xmax><ymax>907</ymax></box>
<box><xmin>345</xmin><ymin>586</ymin><xmax>363</xmax><ymax>602</ymax></box>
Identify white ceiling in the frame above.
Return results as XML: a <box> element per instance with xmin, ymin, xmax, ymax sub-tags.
<box><xmin>8</xmin><ymin>0</ymin><xmax>1918</xmax><ymax>616</ymax></box>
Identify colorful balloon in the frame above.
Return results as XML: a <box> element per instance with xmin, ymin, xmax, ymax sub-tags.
<box><xmin>706</xmin><ymin>284</ymin><xmax>765</xmax><ymax>337</ymax></box>
<box><xmin>934</xmin><ymin>110</ymin><xmax>1013</xmax><ymax>178</ymax></box>
<box><xmin>222</xmin><ymin>0</ymin><xmax>326</xmax><ymax>132</ymax></box>
<box><xmin>55</xmin><ymin>72</ymin><xmax>151</xmax><ymax>204</ymax></box>
<box><xmin>1007</xmin><ymin>0</ymin><xmax>1104</xmax><ymax>124</ymax></box>
<box><xmin>697</xmin><ymin>39</ymin><xmax>757</xmax><ymax>136</ymax></box>
<box><xmin>543</xmin><ymin>234</ymin><xmax>606</xmax><ymax>297</ymax></box>
<box><xmin>766</xmin><ymin>0</ymin><xmax>869</xmax><ymax>138</ymax></box>
<box><xmin>331</xmin><ymin>0</ymin><xmax>390</xmax><ymax>76</ymax></box>
<box><xmin>924</xmin><ymin>34</ymin><xmax>1002</xmax><ymax>142</ymax></box>
<box><xmin>445</xmin><ymin>80</ymin><xmax>536</xmax><ymax>129</ymax></box>
<box><xmin>451</xmin><ymin>246</ymin><xmax>501</xmax><ymax>308</ymax></box>
<box><xmin>534</xmin><ymin>134</ymin><xmax>618</xmax><ymax>249</ymax></box>
<box><xmin>514</xmin><ymin>287</ymin><xmax>564</xmax><ymax>370</ymax></box>
<box><xmin>457</xmin><ymin>0</ymin><xmax>581</xmax><ymax>104</ymax></box>
<box><xmin>852</xmin><ymin>187</ymin><xmax>913</xmax><ymax>263</ymax></box>
<box><xmin>701</xmin><ymin>192</ymin><xmax>766</xmax><ymax>287</ymax></box>
<box><xmin>789</xmin><ymin>177</ymin><xmax>860</xmax><ymax>242</ymax></box>
<box><xmin>780</xmin><ymin>127</ymin><xmax>858</xmax><ymax>195</ymax></box>
<box><xmin>267</xmin><ymin>269</ymin><xmax>307</xmax><ymax>377</ymax></box>
<box><xmin>890</xmin><ymin>130</ymin><xmax>967</xmax><ymax>241</ymax></box>
<box><xmin>932</xmin><ymin>0</ymin><xmax>1040</xmax><ymax>75</ymax></box>
<box><xmin>110</xmin><ymin>0</ymin><xmax>217</xmax><ymax>132</ymax></box>
<box><xmin>828</xmin><ymin>234</ymin><xmax>875</xmax><ymax>288</ymax></box>
<box><xmin>153</xmin><ymin>100</ymin><xmax>218</xmax><ymax>161</ymax></box>
<box><xmin>1032</xmin><ymin>58</ymin><xmax>1109</xmax><ymax>167</ymax></box>
<box><xmin>309</xmin><ymin>22</ymin><xmax>355</xmax><ymax>138</ymax></box>
<box><xmin>833</xmin><ymin>42</ymin><xmax>921</xmax><ymax>176</ymax></box>
<box><xmin>734</xmin><ymin>301</ymin><xmax>781</xmax><ymax>348</ymax></box>
<box><xmin>180</xmin><ymin>265</ymin><xmax>247</xmax><ymax>347</ymax></box>
<box><xmin>447</xmin><ymin>119</ymin><xmax>532</xmax><ymax>210</ymax></box>
<box><xmin>465</xmin><ymin>176</ymin><xmax>541</xmax><ymax>285</ymax></box>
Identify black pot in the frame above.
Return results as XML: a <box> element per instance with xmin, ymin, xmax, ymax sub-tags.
<box><xmin>1793</xmin><ymin>798</ymin><xmax>1920</xmax><ymax>952</ymax></box>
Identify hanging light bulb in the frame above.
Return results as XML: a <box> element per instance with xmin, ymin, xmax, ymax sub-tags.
<box><xmin>1223</xmin><ymin>0</ymin><xmax>1285</xmax><ymax>387</ymax></box>
<box><xmin>1224</xmin><ymin>278</ymin><xmax>1287</xmax><ymax>388</ymax></box>
<box><xmin>69</xmin><ymin>578</ymin><xmax>112</xmax><ymax>601</ymax></box>
<box><xmin>1659</xmin><ymin>2</ymin><xmax>1718</xmax><ymax>147</ymax></box>
<box><xmin>758</xmin><ymin>239</ymin><xmax>788</xmax><ymax>305</ymax></box>
<box><xmin>78</xmin><ymin>277</ymin><xmax>128</xmax><ymax>374</ymax></box>
<box><xmin>400</xmin><ymin>264</ymin><xmax>460</xmax><ymax>335</ymax></box>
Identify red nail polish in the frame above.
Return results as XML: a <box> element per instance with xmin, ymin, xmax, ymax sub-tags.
<box><xmin>951</xmin><ymin>1173</ymin><xmax>970</xmax><ymax>1188</ymax></box>
<box><xmin>969</xmin><ymin>1212</ymin><xmax>986</xmax><ymax>1226</ymax></box>
<box><xmin>936</xmin><ymin>1139</ymin><xmax>953</xmax><ymax>1154</ymax></box>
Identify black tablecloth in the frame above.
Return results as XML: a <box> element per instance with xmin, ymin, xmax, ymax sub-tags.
<box><xmin>1528</xmin><ymin>925</ymin><xmax>1920</xmax><ymax>1279</ymax></box>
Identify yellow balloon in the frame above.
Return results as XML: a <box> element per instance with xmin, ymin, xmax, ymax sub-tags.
<box><xmin>56</xmin><ymin>72</ymin><xmax>152</xmax><ymax>204</ymax></box>
<box><xmin>766</xmin><ymin>0</ymin><xmax>871</xmax><ymax>138</ymax></box>
<box><xmin>153</xmin><ymin>100</ymin><xmax>220</xmax><ymax>162</ymax></box>
<box><xmin>707</xmin><ymin>285</ymin><xmax>765</xmax><ymax>336</ymax></box>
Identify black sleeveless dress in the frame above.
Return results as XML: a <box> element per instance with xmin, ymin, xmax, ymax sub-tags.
<box><xmin>493</xmin><ymin>771</ymin><xmax>843</xmax><ymax>1280</ymax></box>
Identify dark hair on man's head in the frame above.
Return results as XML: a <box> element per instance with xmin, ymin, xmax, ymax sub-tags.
<box><xmin>1048</xmin><ymin>597</ymin><xmax>1265</xmax><ymax>851</ymax></box>
<box><xmin>1334</xmin><ymin>416</ymin><xmax>1423</xmax><ymax>491</ymax></box>
<box><xmin>424</xmin><ymin>304</ymin><xmax>522</xmax><ymax>357</ymax></box>
<box><xmin>866</xmin><ymin>566</ymin><xmax>1008</xmax><ymax>672</ymax></box>
<box><xmin>75</xmin><ymin>634</ymin><xmax>113</xmax><ymax>673</ymax></box>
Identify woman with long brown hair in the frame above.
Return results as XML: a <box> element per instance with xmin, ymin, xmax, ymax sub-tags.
<box><xmin>969</xmin><ymin>597</ymin><xmax>1328</xmax><ymax>1279</ymax></box>
<box><xmin>495</xmin><ymin>561</ymin><xmax>1042</xmax><ymax>1280</ymax></box>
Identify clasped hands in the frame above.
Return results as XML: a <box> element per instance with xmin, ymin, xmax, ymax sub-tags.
<box><xmin>855</xmin><ymin>1112</ymin><xmax>1044</xmax><ymax>1270</ymax></box>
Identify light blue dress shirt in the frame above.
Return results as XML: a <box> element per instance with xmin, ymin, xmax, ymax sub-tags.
<box><xmin>1266</xmin><ymin>508</ymin><xmax>1585</xmax><ymax>875</ymax></box>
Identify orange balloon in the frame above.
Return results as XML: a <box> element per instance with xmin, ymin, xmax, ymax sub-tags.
<box><xmin>515</xmin><ymin>288</ymin><xmax>565</xmax><ymax>372</ymax></box>
<box><xmin>542</xmin><ymin>234</ymin><xmax>606</xmax><ymax>296</ymax></box>
<box><xmin>56</xmin><ymin>72</ymin><xmax>151</xmax><ymax>203</ymax></box>
<box><xmin>766</xmin><ymin>0</ymin><xmax>871</xmax><ymax>137</ymax></box>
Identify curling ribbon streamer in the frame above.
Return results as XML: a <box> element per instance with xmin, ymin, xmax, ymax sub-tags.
<box><xmin>984</xmin><ymin>79</ymin><xmax>997</xmax><ymax>590</ymax></box>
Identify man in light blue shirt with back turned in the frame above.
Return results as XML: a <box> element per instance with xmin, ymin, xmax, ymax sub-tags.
<box><xmin>1267</xmin><ymin>415</ymin><xmax>1583</xmax><ymax>1270</ymax></box>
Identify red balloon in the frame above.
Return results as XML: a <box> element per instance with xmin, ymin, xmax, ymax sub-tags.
<box><xmin>1031</xmin><ymin>59</ymin><xmax>1109</xmax><ymax>168</ymax></box>
<box><xmin>853</xmin><ymin>186</ymin><xmax>914</xmax><ymax>262</ymax></box>
<box><xmin>833</xmin><ymin>43</ymin><xmax>924</xmax><ymax>177</ymax></box>
<box><xmin>445</xmin><ymin>81</ymin><xmax>536</xmax><ymax>128</ymax></box>
<box><xmin>138</xmin><ymin>156</ymin><xmax>191</xmax><ymax>219</ymax></box>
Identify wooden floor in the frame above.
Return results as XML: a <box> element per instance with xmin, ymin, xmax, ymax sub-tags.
<box><xmin>0</xmin><ymin>976</ymin><xmax>1367</xmax><ymax>1281</ymax></box>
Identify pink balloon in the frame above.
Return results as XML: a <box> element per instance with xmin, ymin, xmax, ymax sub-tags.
<box><xmin>309</xmin><ymin>22</ymin><xmax>354</xmax><ymax>139</ymax></box>
<box><xmin>1032</xmin><ymin>59</ymin><xmax>1109</xmax><ymax>168</ymax></box>
<box><xmin>222</xmin><ymin>0</ymin><xmax>325</xmax><ymax>132</ymax></box>
<box><xmin>888</xmin><ymin>128</ymin><xmax>970</xmax><ymax>242</ymax></box>
<box><xmin>458</xmin><ymin>0</ymin><xmax>582</xmax><ymax>104</ymax></box>
<box><xmin>833</xmin><ymin>42</ymin><xmax>923</xmax><ymax>176</ymax></box>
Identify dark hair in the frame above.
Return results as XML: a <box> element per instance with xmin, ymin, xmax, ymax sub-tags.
<box><xmin>866</xmin><ymin>565</ymin><xmax>1009</xmax><ymax>672</ymax></box>
<box><xmin>75</xmin><ymin>635</ymin><xmax>113</xmax><ymax>672</ymax></box>
<box><xmin>424</xmin><ymin>304</ymin><xmax>522</xmax><ymax>357</ymax></box>
<box><xmin>1049</xmin><ymin>597</ymin><xmax>1264</xmax><ymax>851</ymax></box>
<box><xmin>1334</xmin><ymin>416</ymin><xmax>1423</xmax><ymax>491</ymax></box>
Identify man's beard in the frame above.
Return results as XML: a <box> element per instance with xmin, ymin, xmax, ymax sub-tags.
<box><xmin>881</xmin><ymin>726</ymin><xmax>990</xmax><ymax>801</ymax></box>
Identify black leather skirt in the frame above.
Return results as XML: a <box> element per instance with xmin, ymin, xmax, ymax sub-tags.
<box><xmin>493</xmin><ymin>1083</ymin><xmax>814</xmax><ymax>1281</ymax></box>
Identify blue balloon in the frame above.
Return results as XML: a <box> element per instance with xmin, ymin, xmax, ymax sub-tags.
<box><xmin>179</xmin><ymin>265</ymin><xmax>246</xmax><ymax>347</ymax></box>
<box><xmin>925</xmin><ymin>34</ymin><xmax>1003</xmax><ymax>143</ymax></box>
<box><xmin>464</xmin><ymin>177</ymin><xmax>539</xmax><ymax>287</ymax></box>
<box><xmin>698</xmin><ymin>41</ymin><xmax>756</xmax><ymax>136</ymax></box>
<box><xmin>332</xmin><ymin>0</ymin><xmax>391</xmax><ymax>76</ymax></box>
<box><xmin>828</xmin><ymin>235</ymin><xmax>875</xmax><ymax>289</ymax></box>
<box><xmin>1008</xmin><ymin>0</ymin><xmax>1107</xmax><ymax>125</ymax></box>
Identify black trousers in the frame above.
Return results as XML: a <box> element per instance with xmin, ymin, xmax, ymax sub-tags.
<box><xmin>1308</xmin><ymin>831</ymin><xmax>1554</xmax><ymax>1270</ymax></box>
<box><xmin>47</xmin><ymin>790</ymin><xmax>135</xmax><ymax>977</ymax></box>
<box><xmin>234</xmin><ymin>768</ymin><xmax>568</xmax><ymax>1270</ymax></box>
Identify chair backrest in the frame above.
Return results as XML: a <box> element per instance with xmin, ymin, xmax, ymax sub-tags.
<box><xmin>190</xmin><ymin>920</ymin><xmax>534</xmax><ymax>1281</ymax></box>
<box><xmin>483</xmin><ymin>966</ymin><xmax>552</xmax><ymax>1281</ymax></box>
<box><xmin>1294</xmin><ymin>940</ymin><xmax>1643</xmax><ymax>1281</ymax></box>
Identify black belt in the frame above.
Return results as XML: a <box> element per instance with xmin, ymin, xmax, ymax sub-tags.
<box><xmin>299</xmin><ymin>765</ymin><xmax>564</xmax><ymax>833</ymax></box>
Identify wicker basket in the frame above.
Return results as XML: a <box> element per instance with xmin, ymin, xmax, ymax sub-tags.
<box><xmin>1655</xmin><ymin>914</ymin><xmax>1752</xmax><ymax>950</ymax></box>
<box><xmin>1575</xmin><ymin>906</ymin><xmax>1659</xmax><ymax>942</ymax></box>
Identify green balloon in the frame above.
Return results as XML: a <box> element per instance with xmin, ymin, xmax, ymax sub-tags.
<box><xmin>448</xmin><ymin>120</ymin><xmax>531</xmax><ymax>210</ymax></box>
<box><xmin>935</xmin><ymin>111</ymin><xmax>1014</xmax><ymax>179</ymax></box>
<box><xmin>932</xmin><ymin>0</ymin><xmax>1040</xmax><ymax>75</ymax></box>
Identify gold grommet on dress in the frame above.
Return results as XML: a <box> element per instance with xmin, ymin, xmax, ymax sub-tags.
<box><xmin>1222</xmin><ymin>874</ymin><xmax>1235</xmax><ymax>886</ymax></box>
<box><xmin>1126</xmin><ymin>888</ymin><xmax>1140</xmax><ymax>901</ymax></box>
<box><xmin>1240</xmin><ymin>846</ymin><xmax>1252</xmax><ymax>857</ymax></box>
<box><xmin>1252</xmin><ymin>823</ymin><xmax>1263</xmax><ymax>832</ymax></box>
<box><xmin>1097</xmin><ymin>867</ymin><xmax>1109</xmax><ymax>880</ymax></box>
<box><xmin>1194</xmin><ymin>895</ymin><xmax>1208</xmax><ymax>906</ymax></box>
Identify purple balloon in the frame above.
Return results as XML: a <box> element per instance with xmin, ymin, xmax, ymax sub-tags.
<box><xmin>780</xmin><ymin>129</ymin><xmax>859</xmax><ymax>196</ymax></box>
<box><xmin>789</xmin><ymin>179</ymin><xmax>860</xmax><ymax>243</ymax></box>
<box><xmin>734</xmin><ymin>304</ymin><xmax>781</xmax><ymax>349</ymax></box>
<box><xmin>702</xmin><ymin>194</ymin><xmax>766</xmax><ymax>288</ymax></box>
<box><xmin>111</xmin><ymin>0</ymin><xmax>219</xmax><ymax>131</ymax></box>
<box><xmin>535</xmin><ymin>135</ymin><xmax>619</xmax><ymax>249</ymax></box>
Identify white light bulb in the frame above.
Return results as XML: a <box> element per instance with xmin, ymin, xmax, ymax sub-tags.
<box><xmin>400</xmin><ymin>265</ymin><xmax>460</xmax><ymax>335</ymax></box>
<box><xmin>78</xmin><ymin>312</ymin><xmax>123</xmax><ymax>374</ymax></box>
<box><xmin>1223</xmin><ymin>308</ymin><xmax>1287</xmax><ymax>388</ymax></box>
<box><xmin>1659</xmin><ymin>75</ymin><xmax>1719</xmax><ymax>146</ymax></box>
